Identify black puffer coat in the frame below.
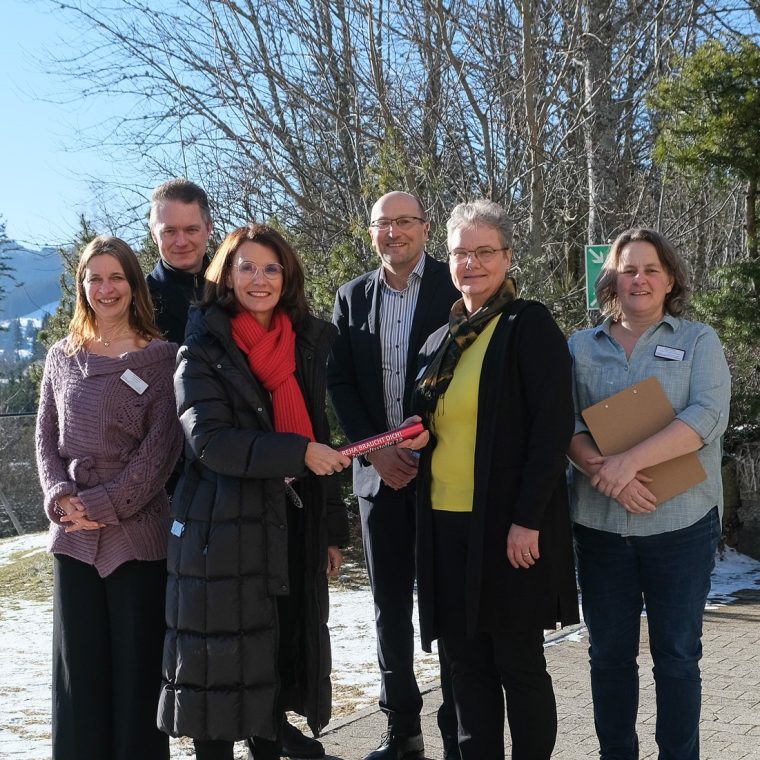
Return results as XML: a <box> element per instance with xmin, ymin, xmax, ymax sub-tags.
<box><xmin>158</xmin><ymin>304</ymin><xmax>348</xmax><ymax>742</ymax></box>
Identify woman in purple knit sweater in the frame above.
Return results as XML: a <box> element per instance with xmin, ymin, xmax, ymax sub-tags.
<box><xmin>35</xmin><ymin>236</ymin><xmax>183</xmax><ymax>760</ymax></box>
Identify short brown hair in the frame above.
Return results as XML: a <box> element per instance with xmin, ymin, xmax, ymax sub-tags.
<box><xmin>150</xmin><ymin>178</ymin><xmax>211</xmax><ymax>227</ymax></box>
<box><xmin>202</xmin><ymin>224</ymin><xmax>310</xmax><ymax>326</ymax></box>
<box><xmin>596</xmin><ymin>228</ymin><xmax>690</xmax><ymax>319</ymax></box>
<box><xmin>67</xmin><ymin>236</ymin><xmax>162</xmax><ymax>355</ymax></box>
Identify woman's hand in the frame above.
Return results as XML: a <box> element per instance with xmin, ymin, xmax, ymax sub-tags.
<box><xmin>587</xmin><ymin>452</ymin><xmax>652</xmax><ymax>499</ymax></box>
<box><xmin>396</xmin><ymin>415</ymin><xmax>430</xmax><ymax>451</ymax></box>
<box><xmin>615</xmin><ymin>480</ymin><xmax>657</xmax><ymax>514</ymax></box>
<box><xmin>507</xmin><ymin>524</ymin><xmax>540</xmax><ymax>569</ymax></box>
<box><xmin>326</xmin><ymin>546</ymin><xmax>343</xmax><ymax>577</ymax></box>
<box><xmin>305</xmin><ymin>442</ymin><xmax>351</xmax><ymax>477</ymax></box>
<box><xmin>58</xmin><ymin>495</ymin><xmax>105</xmax><ymax>532</ymax></box>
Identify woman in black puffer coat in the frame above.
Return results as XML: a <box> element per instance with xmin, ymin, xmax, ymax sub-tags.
<box><xmin>157</xmin><ymin>224</ymin><xmax>351</xmax><ymax>760</ymax></box>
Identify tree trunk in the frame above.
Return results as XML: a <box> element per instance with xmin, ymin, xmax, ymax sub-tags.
<box><xmin>582</xmin><ymin>0</ymin><xmax>617</xmax><ymax>245</ymax></box>
<box><xmin>518</xmin><ymin>0</ymin><xmax>544</xmax><ymax>261</ymax></box>
<box><xmin>746</xmin><ymin>176</ymin><xmax>758</xmax><ymax>260</ymax></box>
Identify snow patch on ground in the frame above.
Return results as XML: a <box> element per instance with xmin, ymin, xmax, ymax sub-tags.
<box><xmin>2</xmin><ymin>533</ymin><xmax>759</xmax><ymax>758</ymax></box>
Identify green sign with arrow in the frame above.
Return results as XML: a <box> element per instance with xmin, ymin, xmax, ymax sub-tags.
<box><xmin>585</xmin><ymin>244</ymin><xmax>610</xmax><ymax>310</ymax></box>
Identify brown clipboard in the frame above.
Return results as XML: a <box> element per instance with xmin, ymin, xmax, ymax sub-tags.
<box><xmin>581</xmin><ymin>376</ymin><xmax>706</xmax><ymax>503</ymax></box>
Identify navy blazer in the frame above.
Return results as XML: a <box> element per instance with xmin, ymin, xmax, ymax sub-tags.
<box><xmin>327</xmin><ymin>254</ymin><xmax>460</xmax><ymax>499</ymax></box>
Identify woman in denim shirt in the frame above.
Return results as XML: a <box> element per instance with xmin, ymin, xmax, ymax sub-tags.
<box><xmin>568</xmin><ymin>228</ymin><xmax>730</xmax><ymax>760</ymax></box>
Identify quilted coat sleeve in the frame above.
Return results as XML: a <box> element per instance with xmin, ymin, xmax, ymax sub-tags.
<box><xmin>176</xmin><ymin>340</ymin><xmax>310</xmax><ymax>479</ymax></box>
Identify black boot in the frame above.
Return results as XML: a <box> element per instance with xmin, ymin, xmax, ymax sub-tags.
<box><xmin>247</xmin><ymin>736</ymin><xmax>281</xmax><ymax>760</ymax></box>
<box><xmin>362</xmin><ymin>730</ymin><xmax>424</xmax><ymax>760</ymax></box>
<box><xmin>280</xmin><ymin>718</ymin><xmax>325</xmax><ymax>759</ymax></box>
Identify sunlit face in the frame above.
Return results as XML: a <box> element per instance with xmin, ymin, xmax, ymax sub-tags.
<box><xmin>448</xmin><ymin>224</ymin><xmax>512</xmax><ymax>313</ymax></box>
<box><xmin>228</xmin><ymin>240</ymin><xmax>284</xmax><ymax>328</ymax></box>
<box><xmin>368</xmin><ymin>192</ymin><xmax>429</xmax><ymax>274</ymax></box>
<box><xmin>83</xmin><ymin>254</ymin><xmax>132</xmax><ymax>325</ymax></box>
<box><xmin>150</xmin><ymin>200</ymin><xmax>213</xmax><ymax>273</ymax></box>
<box><xmin>615</xmin><ymin>240</ymin><xmax>673</xmax><ymax>322</ymax></box>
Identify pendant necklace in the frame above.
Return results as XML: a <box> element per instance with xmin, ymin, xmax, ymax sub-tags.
<box><xmin>97</xmin><ymin>326</ymin><xmax>131</xmax><ymax>347</ymax></box>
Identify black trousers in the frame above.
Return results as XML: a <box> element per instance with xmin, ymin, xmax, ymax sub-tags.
<box><xmin>359</xmin><ymin>484</ymin><xmax>457</xmax><ymax>738</ymax></box>
<box><xmin>193</xmin><ymin>737</ymin><xmax>278</xmax><ymax>760</ymax></box>
<box><xmin>433</xmin><ymin>510</ymin><xmax>557</xmax><ymax>760</ymax></box>
<box><xmin>52</xmin><ymin>553</ymin><xmax>169</xmax><ymax>760</ymax></box>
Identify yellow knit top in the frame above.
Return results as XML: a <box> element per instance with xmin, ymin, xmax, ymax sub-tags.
<box><xmin>430</xmin><ymin>314</ymin><xmax>501</xmax><ymax>512</ymax></box>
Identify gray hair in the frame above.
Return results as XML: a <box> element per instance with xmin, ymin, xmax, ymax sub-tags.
<box><xmin>149</xmin><ymin>178</ymin><xmax>211</xmax><ymax>228</ymax></box>
<box><xmin>446</xmin><ymin>199</ymin><xmax>514</xmax><ymax>249</ymax></box>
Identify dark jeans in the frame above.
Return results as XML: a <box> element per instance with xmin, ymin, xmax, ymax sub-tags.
<box><xmin>52</xmin><ymin>554</ymin><xmax>168</xmax><ymax>760</ymax></box>
<box><xmin>574</xmin><ymin>507</ymin><xmax>720</xmax><ymax>760</ymax></box>
<box><xmin>360</xmin><ymin>485</ymin><xmax>456</xmax><ymax>738</ymax></box>
<box><xmin>434</xmin><ymin>510</ymin><xmax>557</xmax><ymax>760</ymax></box>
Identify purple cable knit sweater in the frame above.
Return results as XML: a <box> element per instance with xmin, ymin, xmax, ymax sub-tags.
<box><xmin>35</xmin><ymin>338</ymin><xmax>183</xmax><ymax>577</ymax></box>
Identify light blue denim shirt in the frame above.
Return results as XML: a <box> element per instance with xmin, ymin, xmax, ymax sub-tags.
<box><xmin>568</xmin><ymin>314</ymin><xmax>731</xmax><ymax>536</ymax></box>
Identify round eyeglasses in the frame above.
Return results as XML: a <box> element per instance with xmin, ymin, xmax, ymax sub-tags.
<box><xmin>235</xmin><ymin>261</ymin><xmax>284</xmax><ymax>279</ymax></box>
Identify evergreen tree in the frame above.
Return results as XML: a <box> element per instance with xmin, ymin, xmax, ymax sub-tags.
<box><xmin>0</xmin><ymin>218</ymin><xmax>15</xmax><ymax>308</ymax></box>
<box><xmin>38</xmin><ymin>217</ymin><xmax>97</xmax><ymax>349</ymax></box>
<box><xmin>650</xmin><ymin>37</ymin><xmax>760</xmax><ymax>266</ymax></box>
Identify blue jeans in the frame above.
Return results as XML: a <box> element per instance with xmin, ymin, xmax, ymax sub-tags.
<box><xmin>573</xmin><ymin>508</ymin><xmax>719</xmax><ymax>760</ymax></box>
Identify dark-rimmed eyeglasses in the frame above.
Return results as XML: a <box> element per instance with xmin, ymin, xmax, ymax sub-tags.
<box><xmin>234</xmin><ymin>261</ymin><xmax>284</xmax><ymax>279</ymax></box>
<box><xmin>448</xmin><ymin>246</ymin><xmax>509</xmax><ymax>263</ymax></box>
<box><xmin>369</xmin><ymin>216</ymin><xmax>427</xmax><ymax>231</ymax></box>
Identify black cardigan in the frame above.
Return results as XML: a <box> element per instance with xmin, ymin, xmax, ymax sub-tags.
<box><xmin>413</xmin><ymin>299</ymin><xmax>580</xmax><ymax>649</ymax></box>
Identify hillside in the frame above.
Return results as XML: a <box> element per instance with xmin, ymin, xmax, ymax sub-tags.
<box><xmin>0</xmin><ymin>241</ymin><xmax>62</xmax><ymax>321</ymax></box>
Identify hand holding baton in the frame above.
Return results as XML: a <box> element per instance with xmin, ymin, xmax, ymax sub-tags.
<box><xmin>338</xmin><ymin>420</ymin><xmax>427</xmax><ymax>459</ymax></box>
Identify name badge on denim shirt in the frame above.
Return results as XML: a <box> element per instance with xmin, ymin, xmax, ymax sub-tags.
<box><xmin>654</xmin><ymin>344</ymin><xmax>686</xmax><ymax>361</ymax></box>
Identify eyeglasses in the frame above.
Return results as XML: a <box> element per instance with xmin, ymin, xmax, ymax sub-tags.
<box><xmin>369</xmin><ymin>216</ymin><xmax>427</xmax><ymax>231</ymax></box>
<box><xmin>235</xmin><ymin>261</ymin><xmax>284</xmax><ymax>279</ymax></box>
<box><xmin>448</xmin><ymin>246</ymin><xmax>510</xmax><ymax>263</ymax></box>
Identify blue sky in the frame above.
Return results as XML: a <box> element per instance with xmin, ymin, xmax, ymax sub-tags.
<box><xmin>0</xmin><ymin>0</ymin><xmax>148</xmax><ymax>248</ymax></box>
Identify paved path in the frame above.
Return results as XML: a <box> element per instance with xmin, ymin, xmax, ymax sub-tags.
<box><xmin>316</xmin><ymin>593</ymin><xmax>760</xmax><ymax>760</ymax></box>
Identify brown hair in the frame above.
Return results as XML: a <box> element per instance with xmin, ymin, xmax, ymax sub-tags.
<box><xmin>595</xmin><ymin>228</ymin><xmax>690</xmax><ymax>319</ymax></box>
<box><xmin>149</xmin><ymin>178</ymin><xmax>211</xmax><ymax>227</ymax></box>
<box><xmin>67</xmin><ymin>236</ymin><xmax>162</xmax><ymax>355</ymax></box>
<box><xmin>202</xmin><ymin>224</ymin><xmax>310</xmax><ymax>326</ymax></box>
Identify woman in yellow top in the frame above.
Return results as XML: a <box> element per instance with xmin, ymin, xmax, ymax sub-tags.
<box><xmin>412</xmin><ymin>200</ymin><xmax>579</xmax><ymax>760</ymax></box>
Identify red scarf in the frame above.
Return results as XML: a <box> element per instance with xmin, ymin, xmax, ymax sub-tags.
<box><xmin>230</xmin><ymin>309</ymin><xmax>315</xmax><ymax>441</ymax></box>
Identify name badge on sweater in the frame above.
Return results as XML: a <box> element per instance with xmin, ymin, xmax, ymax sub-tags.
<box><xmin>120</xmin><ymin>369</ymin><xmax>148</xmax><ymax>394</ymax></box>
<box><xmin>654</xmin><ymin>345</ymin><xmax>685</xmax><ymax>361</ymax></box>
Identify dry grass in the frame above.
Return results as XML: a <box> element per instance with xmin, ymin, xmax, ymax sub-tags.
<box><xmin>0</xmin><ymin>548</ymin><xmax>52</xmax><ymax>603</ymax></box>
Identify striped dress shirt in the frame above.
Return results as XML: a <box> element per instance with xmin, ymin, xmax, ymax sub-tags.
<box><xmin>378</xmin><ymin>254</ymin><xmax>426</xmax><ymax>429</ymax></box>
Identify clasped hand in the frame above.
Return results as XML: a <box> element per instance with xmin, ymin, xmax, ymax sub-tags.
<box><xmin>586</xmin><ymin>453</ymin><xmax>657</xmax><ymax>514</ymax></box>
<box><xmin>368</xmin><ymin>416</ymin><xmax>430</xmax><ymax>491</ymax></box>
<box><xmin>57</xmin><ymin>495</ymin><xmax>105</xmax><ymax>532</ymax></box>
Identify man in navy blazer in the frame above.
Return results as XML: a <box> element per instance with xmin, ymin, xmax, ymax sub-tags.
<box><xmin>328</xmin><ymin>192</ymin><xmax>460</xmax><ymax>760</ymax></box>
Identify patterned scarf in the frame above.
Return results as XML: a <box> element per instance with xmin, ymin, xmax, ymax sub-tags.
<box><xmin>230</xmin><ymin>308</ymin><xmax>315</xmax><ymax>441</ymax></box>
<box><xmin>414</xmin><ymin>278</ymin><xmax>517</xmax><ymax>420</ymax></box>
